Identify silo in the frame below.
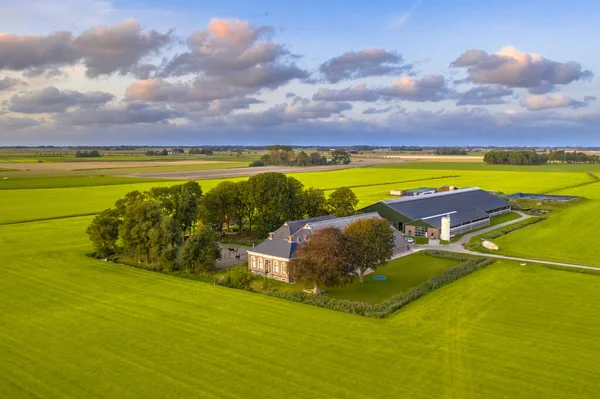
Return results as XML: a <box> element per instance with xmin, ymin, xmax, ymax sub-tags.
<box><xmin>441</xmin><ymin>215</ymin><xmax>451</xmax><ymax>241</ymax></box>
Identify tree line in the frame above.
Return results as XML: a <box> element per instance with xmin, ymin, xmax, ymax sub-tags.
<box><xmin>483</xmin><ymin>150</ymin><xmax>548</xmax><ymax>165</ymax></box>
<box><xmin>87</xmin><ymin>172</ymin><xmax>362</xmax><ymax>271</ymax></box>
<box><xmin>484</xmin><ymin>150</ymin><xmax>600</xmax><ymax>165</ymax></box>
<box><xmin>434</xmin><ymin>147</ymin><xmax>467</xmax><ymax>155</ymax></box>
<box><xmin>250</xmin><ymin>146</ymin><xmax>351</xmax><ymax>167</ymax></box>
<box><xmin>199</xmin><ymin>172</ymin><xmax>359</xmax><ymax>237</ymax></box>
<box><xmin>75</xmin><ymin>150</ymin><xmax>102</xmax><ymax>158</ymax></box>
<box><xmin>145</xmin><ymin>149</ymin><xmax>169</xmax><ymax>156</ymax></box>
<box><xmin>189</xmin><ymin>147</ymin><xmax>214</xmax><ymax>155</ymax></box>
<box><xmin>87</xmin><ymin>181</ymin><xmax>221</xmax><ymax>274</ymax></box>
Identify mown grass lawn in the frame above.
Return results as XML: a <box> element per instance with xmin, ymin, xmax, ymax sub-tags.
<box><xmin>3</xmin><ymin>217</ymin><xmax>600</xmax><ymax>397</ymax></box>
<box><xmin>324</xmin><ymin>252</ymin><xmax>461</xmax><ymax>303</ymax></box>
<box><xmin>489</xmin><ymin>211</ymin><xmax>521</xmax><ymax>226</ymax></box>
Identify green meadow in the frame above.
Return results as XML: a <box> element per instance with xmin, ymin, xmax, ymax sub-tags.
<box><xmin>2</xmin><ymin>160</ymin><xmax>600</xmax><ymax>397</ymax></box>
<box><xmin>2</xmin><ymin>216</ymin><xmax>600</xmax><ymax>398</ymax></box>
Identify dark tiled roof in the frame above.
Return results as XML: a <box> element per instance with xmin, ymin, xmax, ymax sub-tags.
<box><xmin>382</xmin><ymin>188</ymin><xmax>509</xmax><ymax>222</ymax></box>
<box><xmin>420</xmin><ymin>207</ymin><xmax>489</xmax><ymax>229</ymax></box>
<box><xmin>272</xmin><ymin>215</ymin><xmax>336</xmax><ymax>240</ymax></box>
<box><xmin>250</xmin><ymin>239</ymin><xmax>299</xmax><ymax>259</ymax></box>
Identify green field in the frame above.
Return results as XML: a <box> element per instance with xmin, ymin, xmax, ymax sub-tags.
<box><xmin>2</xmin><ymin>216</ymin><xmax>600</xmax><ymax>397</ymax></box>
<box><xmin>376</xmin><ymin>162</ymin><xmax>600</xmax><ymax>173</ymax></box>
<box><xmin>325</xmin><ymin>252</ymin><xmax>461</xmax><ymax>303</ymax></box>
<box><xmin>0</xmin><ymin>175</ymin><xmax>172</xmax><ymax>190</ymax></box>
<box><xmin>489</xmin><ymin>211</ymin><xmax>522</xmax><ymax>226</ymax></box>
<box><xmin>3</xmin><ymin>160</ymin><xmax>600</xmax><ymax>397</ymax></box>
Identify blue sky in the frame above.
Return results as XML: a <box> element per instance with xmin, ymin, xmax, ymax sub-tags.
<box><xmin>0</xmin><ymin>0</ymin><xmax>599</xmax><ymax>145</ymax></box>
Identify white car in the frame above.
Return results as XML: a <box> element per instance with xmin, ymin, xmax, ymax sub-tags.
<box><xmin>405</xmin><ymin>237</ymin><xmax>415</xmax><ymax>243</ymax></box>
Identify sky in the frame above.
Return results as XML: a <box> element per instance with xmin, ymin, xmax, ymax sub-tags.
<box><xmin>0</xmin><ymin>0</ymin><xmax>599</xmax><ymax>146</ymax></box>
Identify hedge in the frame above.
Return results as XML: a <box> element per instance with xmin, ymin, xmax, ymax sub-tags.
<box><xmin>260</xmin><ymin>252</ymin><xmax>494</xmax><ymax>318</ymax></box>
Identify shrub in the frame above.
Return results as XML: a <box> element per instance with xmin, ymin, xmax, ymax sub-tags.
<box><xmin>221</xmin><ymin>266</ymin><xmax>253</xmax><ymax>289</ymax></box>
<box><xmin>249</xmin><ymin>160</ymin><xmax>265</xmax><ymax>167</ymax></box>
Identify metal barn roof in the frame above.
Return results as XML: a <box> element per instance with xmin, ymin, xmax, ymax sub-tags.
<box><xmin>272</xmin><ymin>215</ymin><xmax>336</xmax><ymax>239</ymax></box>
<box><xmin>381</xmin><ymin>188</ymin><xmax>509</xmax><ymax>223</ymax></box>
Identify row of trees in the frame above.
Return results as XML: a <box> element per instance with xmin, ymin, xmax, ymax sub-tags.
<box><xmin>199</xmin><ymin>172</ymin><xmax>359</xmax><ymax>237</ymax></box>
<box><xmin>189</xmin><ymin>147</ymin><xmax>214</xmax><ymax>155</ymax></box>
<box><xmin>483</xmin><ymin>150</ymin><xmax>548</xmax><ymax>165</ymax></box>
<box><xmin>250</xmin><ymin>146</ymin><xmax>351</xmax><ymax>167</ymax></box>
<box><xmin>547</xmin><ymin>150</ymin><xmax>600</xmax><ymax>164</ymax></box>
<box><xmin>289</xmin><ymin>218</ymin><xmax>396</xmax><ymax>294</ymax></box>
<box><xmin>434</xmin><ymin>147</ymin><xmax>467</xmax><ymax>155</ymax></box>
<box><xmin>87</xmin><ymin>181</ymin><xmax>222</xmax><ymax>273</ymax></box>
<box><xmin>145</xmin><ymin>149</ymin><xmax>169</xmax><ymax>156</ymax></box>
<box><xmin>75</xmin><ymin>150</ymin><xmax>102</xmax><ymax>158</ymax></box>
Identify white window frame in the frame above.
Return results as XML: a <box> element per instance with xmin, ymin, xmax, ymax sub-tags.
<box><xmin>274</xmin><ymin>261</ymin><xmax>280</xmax><ymax>273</ymax></box>
<box><xmin>282</xmin><ymin>262</ymin><xmax>287</xmax><ymax>275</ymax></box>
<box><xmin>251</xmin><ymin>256</ymin><xmax>256</xmax><ymax>269</ymax></box>
<box><xmin>258</xmin><ymin>258</ymin><xmax>263</xmax><ymax>270</ymax></box>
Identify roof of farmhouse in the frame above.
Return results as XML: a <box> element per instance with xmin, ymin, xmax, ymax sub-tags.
<box><xmin>250</xmin><ymin>238</ymin><xmax>299</xmax><ymax>259</ymax></box>
<box><xmin>305</xmin><ymin>212</ymin><xmax>382</xmax><ymax>231</ymax></box>
<box><xmin>379</xmin><ymin>187</ymin><xmax>509</xmax><ymax>222</ymax></box>
<box><xmin>272</xmin><ymin>215</ymin><xmax>336</xmax><ymax>240</ymax></box>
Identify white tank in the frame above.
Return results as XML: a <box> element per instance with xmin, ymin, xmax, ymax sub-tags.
<box><xmin>441</xmin><ymin>215</ymin><xmax>451</xmax><ymax>241</ymax></box>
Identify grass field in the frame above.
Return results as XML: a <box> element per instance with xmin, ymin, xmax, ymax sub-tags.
<box><xmin>376</xmin><ymin>162</ymin><xmax>600</xmax><ymax>173</ymax></box>
<box><xmin>2</xmin><ymin>215</ymin><xmax>600</xmax><ymax>397</ymax></box>
<box><xmin>324</xmin><ymin>252</ymin><xmax>461</xmax><ymax>303</ymax></box>
<box><xmin>489</xmin><ymin>211</ymin><xmax>521</xmax><ymax>226</ymax></box>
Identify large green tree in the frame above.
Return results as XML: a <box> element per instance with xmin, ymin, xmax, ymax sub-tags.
<box><xmin>200</xmin><ymin>181</ymin><xmax>236</xmax><ymax>234</ymax></box>
<box><xmin>330</xmin><ymin>150</ymin><xmax>351</xmax><ymax>165</ymax></box>
<box><xmin>303</xmin><ymin>187</ymin><xmax>329</xmax><ymax>218</ymax></box>
<box><xmin>248</xmin><ymin>172</ymin><xmax>295</xmax><ymax>236</ymax></box>
<box><xmin>344</xmin><ymin>218</ymin><xmax>395</xmax><ymax>283</ymax></box>
<box><xmin>86</xmin><ymin>208</ymin><xmax>122</xmax><ymax>257</ymax></box>
<box><xmin>288</xmin><ymin>227</ymin><xmax>352</xmax><ymax>294</ymax></box>
<box><xmin>148</xmin><ymin>181</ymin><xmax>202</xmax><ymax>236</ymax></box>
<box><xmin>148</xmin><ymin>216</ymin><xmax>182</xmax><ymax>270</ymax></box>
<box><xmin>119</xmin><ymin>199</ymin><xmax>164</xmax><ymax>263</ymax></box>
<box><xmin>180</xmin><ymin>225</ymin><xmax>222</xmax><ymax>273</ymax></box>
<box><xmin>231</xmin><ymin>181</ymin><xmax>256</xmax><ymax>233</ymax></box>
<box><xmin>327</xmin><ymin>187</ymin><xmax>358</xmax><ymax>217</ymax></box>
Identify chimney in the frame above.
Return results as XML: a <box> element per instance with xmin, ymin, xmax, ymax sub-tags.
<box><xmin>268</xmin><ymin>232</ymin><xmax>274</xmax><ymax>240</ymax></box>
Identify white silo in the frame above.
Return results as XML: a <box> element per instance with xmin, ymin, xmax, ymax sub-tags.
<box><xmin>441</xmin><ymin>215</ymin><xmax>451</xmax><ymax>241</ymax></box>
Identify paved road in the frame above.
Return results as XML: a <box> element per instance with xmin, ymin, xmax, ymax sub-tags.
<box><xmin>126</xmin><ymin>161</ymin><xmax>383</xmax><ymax>180</ymax></box>
<box><xmin>412</xmin><ymin>211</ymin><xmax>600</xmax><ymax>271</ymax></box>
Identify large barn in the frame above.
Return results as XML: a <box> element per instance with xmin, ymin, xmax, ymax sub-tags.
<box><xmin>362</xmin><ymin>187</ymin><xmax>511</xmax><ymax>240</ymax></box>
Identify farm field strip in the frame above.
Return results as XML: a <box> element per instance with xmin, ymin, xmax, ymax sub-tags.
<box><xmin>2</xmin><ymin>215</ymin><xmax>600</xmax><ymax>398</ymax></box>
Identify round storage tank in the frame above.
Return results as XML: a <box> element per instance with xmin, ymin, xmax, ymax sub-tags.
<box><xmin>441</xmin><ymin>215</ymin><xmax>451</xmax><ymax>241</ymax></box>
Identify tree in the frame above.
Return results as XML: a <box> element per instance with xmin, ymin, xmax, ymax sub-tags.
<box><xmin>148</xmin><ymin>181</ymin><xmax>202</xmax><ymax>236</ymax></box>
<box><xmin>180</xmin><ymin>225</ymin><xmax>222</xmax><ymax>273</ymax></box>
<box><xmin>284</xmin><ymin>176</ymin><xmax>306</xmax><ymax>221</ymax></box>
<box><xmin>303</xmin><ymin>187</ymin><xmax>328</xmax><ymax>217</ymax></box>
<box><xmin>148</xmin><ymin>215</ymin><xmax>182</xmax><ymax>270</ymax></box>
<box><xmin>86</xmin><ymin>208</ymin><xmax>121</xmax><ymax>257</ymax></box>
<box><xmin>295</xmin><ymin>151</ymin><xmax>310</xmax><ymax>166</ymax></box>
<box><xmin>119</xmin><ymin>199</ymin><xmax>164</xmax><ymax>263</ymax></box>
<box><xmin>200</xmin><ymin>181</ymin><xmax>236</xmax><ymax>234</ymax></box>
<box><xmin>231</xmin><ymin>181</ymin><xmax>256</xmax><ymax>233</ymax></box>
<box><xmin>344</xmin><ymin>218</ymin><xmax>395</xmax><ymax>283</ymax></box>
<box><xmin>309</xmin><ymin>152</ymin><xmax>325</xmax><ymax>165</ymax></box>
<box><xmin>247</xmin><ymin>172</ymin><xmax>292</xmax><ymax>236</ymax></box>
<box><xmin>114</xmin><ymin>190</ymin><xmax>146</xmax><ymax>217</ymax></box>
<box><xmin>330</xmin><ymin>150</ymin><xmax>351</xmax><ymax>165</ymax></box>
<box><xmin>327</xmin><ymin>187</ymin><xmax>358</xmax><ymax>217</ymax></box>
<box><xmin>288</xmin><ymin>227</ymin><xmax>352</xmax><ymax>294</ymax></box>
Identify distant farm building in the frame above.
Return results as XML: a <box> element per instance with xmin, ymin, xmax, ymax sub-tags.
<box><xmin>389</xmin><ymin>186</ymin><xmax>457</xmax><ymax>197</ymax></box>
<box><xmin>168</xmin><ymin>148</ymin><xmax>185</xmax><ymax>155</ymax></box>
<box><xmin>364</xmin><ymin>187</ymin><xmax>511</xmax><ymax>240</ymax></box>
<box><xmin>247</xmin><ymin>214</ymin><xmax>409</xmax><ymax>283</ymax></box>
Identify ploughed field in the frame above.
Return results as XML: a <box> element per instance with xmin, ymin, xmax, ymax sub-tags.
<box><xmin>2</xmin><ymin>162</ymin><xmax>600</xmax><ymax>397</ymax></box>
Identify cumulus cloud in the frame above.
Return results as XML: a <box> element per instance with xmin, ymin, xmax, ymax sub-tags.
<box><xmin>159</xmin><ymin>19</ymin><xmax>306</xmax><ymax>91</ymax></box>
<box><xmin>0</xmin><ymin>76</ymin><xmax>26</xmax><ymax>92</ymax></box>
<box><xmin>9</xmin><ymin>86</ymin><xmax>114</xmax><ymax>114</ymax></box>
<box><xmin>233</xmin><ymin>99</ymin><xmax>352</xmax><ymax>126</ymax></box>
<box><xmin>456</xmin><ymin>85</ymin><xmax>513</xmax><ymax>106</ymax></box>
<box><xmin>451</xmin><ymin>46</ymin><xmax>593</xmax><ymax>92</ymax></box>
<box><xmin>319</xmin><ymin>49</ymin><xmax>412</xmax><ymax>83</ymax></box>
<box><xmin>520</xmin><ymin>93</ymin><xmax>592</xmax><ymax>111</ymax></box>
<box><xmin>58</xmin><ymin>102</ymin><xmax>181</xmax><ymax>126</ymax></box>
<box><xmin>0</xmin><ymin>19</ymin><xmax>173</xmax><ymax>78</ymax></box>
<box><xmin>313</xmin><ymin>75</ymin><xmax>451</xmax><ymax>102</ymax></box>
<box><xmin>362</xmin><ymin>106</ymin><xmax>395</xmax><ymax>115</ymax></box>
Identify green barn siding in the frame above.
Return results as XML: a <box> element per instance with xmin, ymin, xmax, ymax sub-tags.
<box><xmin>362</xmin><ymin>203</ymin><xmax>411</xmax><ymax>230</ymax></box>
<box><xmin>409</xmin><ymin>219</ymin><xmax>435</xmax><ymax>228</ymax></box>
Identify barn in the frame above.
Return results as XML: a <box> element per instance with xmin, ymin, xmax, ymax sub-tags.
<box><xmin>363</xmin><ymin>187</ymin><xmax>511</xmax><ymax>240</ymax></box>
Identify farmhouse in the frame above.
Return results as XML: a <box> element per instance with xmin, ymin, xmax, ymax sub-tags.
<box><xmin>363</xmin><ymin>187</ymin><xmax>511</xmax><ymax>240</ymax></box>
<box><xmin>247</xmin><ymin>213</ymin><xmax>409</xmax><ymax>282</ymax></box>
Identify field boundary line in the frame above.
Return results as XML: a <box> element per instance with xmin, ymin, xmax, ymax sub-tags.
<box><xmin>544</xmin><ymin>172</ymin><xmax>600</xmax><ymax>194</ymax></box>
<box><xmin>0</xmin><ymin>213</ymin><xmax>99</xmax><ymax>226</ymax></box>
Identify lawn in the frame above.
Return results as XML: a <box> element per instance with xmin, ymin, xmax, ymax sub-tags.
<box><xmin>489</xmin><ymin>211</ymin><xmax>521</xmax><ymax>226</ymax></box>
<box><xmin>2</xmin><ymin>216</ymin><xmax>600</xmax><ymax>397</ymax></box>
<box><xmin>325</xmin><ymin>252</ymin><xmax>461</xmax><ymax>303</ymax></box>
<box><xmin>0</xmin><ymin>175</ymin><xmax>171</xmax><ymax>190</ymax></box>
